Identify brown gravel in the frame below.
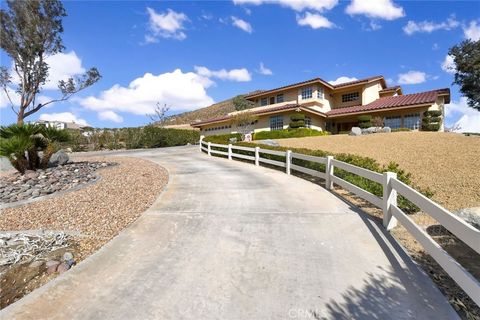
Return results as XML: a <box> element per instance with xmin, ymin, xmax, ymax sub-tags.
<box><xmin>0</xmin><ymin>156</ymin><xmax>168</xmax><ymax>247</ymax></box>
<box><xmin>276</xmin><ymin>132</ymin><xmax>480</xmax><ymax>211</ymax></box>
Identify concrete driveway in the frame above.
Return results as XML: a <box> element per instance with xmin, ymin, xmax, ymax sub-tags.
<box><xmin>1</xmin><ymin>146</ymin><xmax>458</xmax><ymax>319</ymax></box>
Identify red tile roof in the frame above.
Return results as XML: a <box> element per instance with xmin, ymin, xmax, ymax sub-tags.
<box><xmin>327</xmin><ymin>89</ymin><xmax>449</xmax><ymax>116</ymax></box>
<box><xmin>379</xmin><ymin>86</ymin><xmax>402</xmax><ymax>93</ymax></box>
<box><xmin>244</xmin><ymin>75</ymin><xmax>386</xmax><ymax>99</ymax></box>
<box><xmin>191</xmin><ymin>104</ymin><xmax>326</xmax><ymax>127</ymax></box>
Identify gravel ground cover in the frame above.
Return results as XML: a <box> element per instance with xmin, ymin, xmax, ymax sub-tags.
<box><xmin>0</xmin><ymin>156</ymin><xmax>168</xmax><ymax>308</ymax></box>
<box><xmin>275</xmin><ymin>132</ymin><xmax>480</xmax><ymax>211</ymax></box>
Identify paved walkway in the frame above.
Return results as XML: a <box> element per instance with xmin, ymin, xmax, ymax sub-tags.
<box><xmin>1</xmin><ymin>146</ymin><xmax>458</xmax><ymax>319</ymax></box>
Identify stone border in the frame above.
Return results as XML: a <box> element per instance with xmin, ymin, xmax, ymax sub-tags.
<box><xmin>0</xmin><ymin>164</ymin><xmax>117</xmax><ymax>210</ymax></box>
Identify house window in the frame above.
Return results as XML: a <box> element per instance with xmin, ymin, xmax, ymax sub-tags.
<box><xmin>305</xmin><ymin>116</ymin><xmax>312</xmax><ymax>128</ymax></box>
<box><xmin>276</xmin><ymin>94</ymin><xmax>284</xmax><ymax>103</ymax></box>
<box><xmin>317</xmin><ymin>87</ymin><xmax>324</xmax><ymax>99</ymax></box>
<box><xmin>342</xmin><ymin>92</ymin><xmax>360</xmax><ymax>103</ymax></box>
<box><xmin>261</xmin><ymin>98</ymin><xmax>268</xmax><ymax>106</ymax></box>
<box><xmin>384</xmin><ymin>116</ymin><xmax>401</xmax><ymax>129</ymax></box>
<box><xmin>270</xmin><ymin>97</ymin><xmax>275</xmax><ymax>105</ymax></box>
<box><xmin>404</xmin><ymin>113</ymin><xmax>420</xmax><ymax>130</ymax></box>
<box><xmin>270</xmin><ymin>115</ymin><xmax>283</xmax><ymax>131</ymax></box>
<box><xmin>301</xmin><ymin>87</ymin><xmax>313</xmax><ymax>100</ymax></box>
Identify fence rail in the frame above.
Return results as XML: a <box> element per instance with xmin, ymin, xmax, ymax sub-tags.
<box><xmin>199</xmin><ymin>138</ymin><xmax>480</xmax><ymax>306</ymax></box>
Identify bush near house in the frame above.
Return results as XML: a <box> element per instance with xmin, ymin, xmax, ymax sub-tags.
<box><xmin>422</xmin><ymin>110</ymin><xmax>442</xmax><ymax>131</ymax></box>
<box><xmin>358</xmin><ymin>115</ymin><xmax>372</xmax><ymax>129</ymax></box>
<box><xmin>289</xmin><ymin>114</ymin><xmax>306</xmax><ymax>129</ymax></box>
<box><xmin>223</xmin><ymin>141</ymin><xmax>433</xmax><ymax>213</ymax></box>
<box><xmin>253</xmin><ymin>128</ymin><xmax>329</xmax><ymax>140</ymax></box>
<box><xmin>202</xmin><ymin>133</ymin><xmax>242</xmax><ymax>144</ymax></box>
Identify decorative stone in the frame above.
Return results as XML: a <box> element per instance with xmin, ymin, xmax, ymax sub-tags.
<box><xmin>47</xmin><ymin>265</ymin><xmax>58</xmax><ymax>275</ymax></box>
<box><xmin>56</xmin><ymin>262</ymin><xmax>70</xmax><ymax>274</ymax></box>
<box><xmin>63</xmin><ymin>252</ymin><xmax>74</xmax><ymax>261</ymax></box>
<box><xmin>257</xmin><ymin>139</ymin><xmax>280</xmax><ymax>147</ymax></box>
<box><xmin>46</xmin><ymin>260</ymin><xmax>61</xmax><ymax>268</ymax></box>
<box><xmin>350</xmin><ymin>127</ymin><xmax>362</xmax><ymax>136</ymax></box>
<box><xmin>24</xmin><ymin>170</ymin><xmax>39</xmax><ymax>179</ymax></box>
<box><xmin>29</xmin><ymin>260</ymin><xmax>44</xmax><ymax>268</ymax></box>
<box><xmin>48</xmin><ymin>150</ymin><xmax>69</xmax><ymax>167</ymax></box>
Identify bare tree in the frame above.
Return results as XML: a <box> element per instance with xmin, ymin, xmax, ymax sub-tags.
<box><xmin>232</xmin><ymin>112</ymin><xmax>258</xmax><ymax>140</ymax></box>
<box><xmin>147</xmin><ymin>102</ymin><xmax>170</xmax><ymax>126</ymax></box>
<box><xmin>0</xmin><ymin>0</ymin><xmax>101</xmax><ymax>125</ymax></box>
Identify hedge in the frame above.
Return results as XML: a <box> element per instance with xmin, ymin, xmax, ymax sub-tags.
<box><xmin>203</xmin><ymin>133</ymin><xmax>242</xmax><ymax>144</ymax></box>
<box><xmin>204</xmin><ymin>141</ymin><xmax>433</xmax><ymax>213</ymax></box>
<box><xmin>253</xmin><ymin>128</ymin><xmax>329</xmax><ymax>140</ymax></box>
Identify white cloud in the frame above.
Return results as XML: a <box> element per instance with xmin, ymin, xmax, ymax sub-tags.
<box><xmin>328</xmin><ymin>76</ymin><xmax>358</xmax><ymax>85</ymax></box>
<box><xmin>194</xmin><ymin>66</ymin><xmax>252</xmax><ymax>82</ymax></box>
<box><xmin>463</xmin><ymin>20</ymin><xmax>480</xmax><ymax>41</ymax></box>
<box><xmin>445</xmin><ymin>97</ymin><xmax>480</xmax><ymax>133</ymax></box>
<box><xmin>231</xmin><ymin>16</ymin><xmax>253</xmax><ymax>33</ymax></box>
<box><xmin>78</xmin><ymin>69</ymin><xmax>214</xmax><ymax>116</ymax></box>
<box><xmin>233</xmin><ymin>0</ymin><xmax>338</xmax><ymax>12</ymax></box>
<box><xmin>367</xmin><ymin>21</ymin><xmax>382</xmax><ymax>31</ymax></box>
<box><xmin>441</xmin><ymin>55</ymin><xmax>456</xmax><ymax>74</ymax></box>
<box><xmin>39</xmin><ymin>112</ymin><xmax>89</xmax><ymax>126</ymax></box>
<box><xmin>403</xmin><ymin>17</ymin><xmax>459</xmax><ymax>35</ymax></box>
<box><xmin>258</xmin><ymin>62</ymin><xmax>273</xmax><ymax>75</ymax></box>
<box><xmin>297</xmin><ymin>12</ymin><xmax>336</xmax><ymax>29</ymax></box>
<box><xmin>145</xmin><ymin>8</ymin><xmax>188</xmax><ymax>42</ymax></box>
<box><xmin>397</xmin><ymin>71</ymin><xmax>427</xmax><ymax>85</ymax></box>
<box><xmin>99</xmin><ymin>110</ymin><xmax>123</xmax><ymax>123</ymax></box>
<box><xmin>345</xmin><ymin>0</ymin><xmax>404</xmax><ymax>20</ymax></box>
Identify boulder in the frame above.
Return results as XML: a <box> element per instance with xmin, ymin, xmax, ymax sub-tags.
<box><xmin>63</xmin><ymin>252</ymin><xmax>74</xmax><ymax>261</ymax></box>
<box><xmin>382</xmin><ymin>127</ymin><xmax>392</xmax><ymax>133</ymax></box>
<box><xmin>48</xmin><ymin>150</ymin><xmax>69</xmax><ymax>167</ymax></box>
<box><xmin>349</xmin><ymin>127</ymin><xmax>362</xmax><ymax>136</ymax></box>
<box><xmin>453</xmin><ymin>207</ymin><xmax>480</xmax><ymax>230</ymax></box>
<box><xmin>257</xmin><ymin>139</ymin><xmax>280</xmax><ymax>147</ymax></box>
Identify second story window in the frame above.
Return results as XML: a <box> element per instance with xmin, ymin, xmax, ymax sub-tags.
<box><xmin>301</xmin><ymin>87</ymin><xmax>313</xmax><ymax>100</ymax></box>
<box><xmin>261</xmin><ymin>97</ymin><xmax>268</xmax><ymax>106</ymax></box>
<box><xmin>342</xmin><ymin>92</ymin><xmax>360</xmax><ymax>103</ymax></box>
<box><xmin>276</xmin><ymin>94</ymin><xmax>284</xmax><ymax>103</ymax></box>
<box><xmin>317</xmin><ymin>87</ymin><xmax>324</xmax><ymax>99</ymax></box>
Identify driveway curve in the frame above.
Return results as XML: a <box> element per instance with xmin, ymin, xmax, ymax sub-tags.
<box><xmin>1</xmin><ymin>146</ymin><xmax>457</xmax><ymax>319</ymax></box>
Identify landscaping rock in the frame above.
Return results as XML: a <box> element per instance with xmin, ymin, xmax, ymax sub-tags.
<box><xmin>48</xmin><ymin>150</ymin><xmax>70</xmax><ymax>167</ymax></box>
<box><xmin>0</xmin><ymin>161</ymin><xmax>116</xmax><ymax>204</ymax></box>
<box><xmin>46</xmin><ymin>260</ymin><xmax>61</xmax><ymax>268</ymax></box>
<box><xmin>29</xmin><ymin>260</ymin><xmax>44</xmax><ymax>268</ymax></box>
<box><xmin>47</xmin><ymin>264</ymin><xmax>58</xmax><ymax>275</ymax></box>
<box><xmin>349</xmin><ymin>127</ymin><xmax>362</xmax><ymax>136</ymax></box>
<box><xmin>257</xmin><ymin>139</ymin><xmax>280</xmax><ymax>147</ymax></box>
<box><xmin>453</xmin><ymin>207</ymin><xmax>480</xmax><ymax>230</ymax></box>
<box><xmin>56</xmin><ymin>262</ymin><xmax>70</xmax><ymax>274</ymax></box>
<box><xmin>63</xmin><ymin>252</ymin><xmax>74</xmax><ymax>261</ymax></box>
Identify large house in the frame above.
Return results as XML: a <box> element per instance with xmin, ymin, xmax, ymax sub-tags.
<box><xmin>191</xmin><ymin>75</ymin><xmax>450</xmax><ymax>136</ymax></box>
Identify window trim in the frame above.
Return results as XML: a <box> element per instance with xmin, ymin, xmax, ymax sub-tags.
<box><xmin>301</xmin><ymin>87</ymin><xmax>313</xmax><ymax>100</ymax></box>
<box><xmin>260</xmin><ymin>97</ymin><xmax>268</xmax><ymax>106</ymax></box>
<box><xmin>276</xmin><ymin>93</ymin><xmax>284</xmax><ymax>103</ymax></box>
<box><xmin>341</xmin><ymin>92</ymin><xmax>360</xmax><ymax>103</ymax></box>
<box><xmin>270</xmin><ymin>115</ymin><xmax>284</xmax><ymax>131</ymax></box>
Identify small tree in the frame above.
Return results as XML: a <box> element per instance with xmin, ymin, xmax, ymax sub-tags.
<box><xmin>289</xmin><ymin>113</ymin><xmax>305</xmax><ymax>128</ymax></box>
<box><xmin>372</xmin><ymin>116</ymin><xmax>384</xmax><ymax>127</ymax></box>
<box><xmin>358</xmin><ymin>115</ymin><xmax>372</xmax><ymax>129</ymax></box>
<box><xmin>448</xmin><ymin>40</ymin><xmax>480</xmax><ymax>111</ymax></box>
<box><xmin>147</xmin><ymin>102</ymin><xmax>170</xmax><ymax>126</ymax></box>
<box><xmin>232</xmin><ymin>95</ymin><xmax>255</xmax><ymax>111</ymax></box>
<box><xmin>0</xmin><ymin>0</ymin><xmax>101</xmax><ymax>125</ymax></box>
<box><xmin>232</xmin><ymin>112</ymin><xmax>258</xmax><ymax>140</ymax></box>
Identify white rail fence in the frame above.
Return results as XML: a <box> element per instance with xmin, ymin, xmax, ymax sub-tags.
<box><xmin>200</xmin><ymin>140</ymin><xmax>480</xmax><ymax>305</ymax></box>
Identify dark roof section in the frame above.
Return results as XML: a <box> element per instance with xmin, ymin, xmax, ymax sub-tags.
<box><xmin>327</xmin><ymin>88</ymin><xmax>450</xmax><ymax>116</ymax></box>
<box><xmin>191</xmin><ymin>104</ymin><xmax>326</xmax><ymax>127</ymax></box>
<box><xmin>244</xmin><ymin>75</ymin><xmax>386</xmax><ymax>99</ymax></box>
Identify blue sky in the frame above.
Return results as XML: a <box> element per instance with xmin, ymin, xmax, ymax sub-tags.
<box><xmin>1</xmin><ymin>0</ymin><xmax>479</xmax><ymax>131</ymax></box>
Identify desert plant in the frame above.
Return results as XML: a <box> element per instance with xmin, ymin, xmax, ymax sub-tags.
<box><xmin>0</xmin><ymin>124</ymin><xmax>70</xmax><ymax>172</ymax></box>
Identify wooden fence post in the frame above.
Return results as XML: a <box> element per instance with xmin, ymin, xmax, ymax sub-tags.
<box><xmin>383</xmin><ymin>172</ymin><xmax>398</xmax><ymax>230</ymax></box>
<box><xmin>228</xmin><ymin>144</ymin><xmax>232</xmax><ymax>160</ymax></box>
<box><xmin>326</xmin><ymin>156</ymin><xmax>334</xmax><ymax>190</ymax></box>
<box><xmin>255</xmin><ymin>147</ymin><xmax>260</xmax><ymax>166</ymax></box>
<box><xmin>286</xmin><ymin>150</ymin><xmax>292</xmax><ymax>175</ymax></box>
<box><xmin>207</xmin><ymin>142</ymin><xmax>211</xmax><ymax>156</ymax></box>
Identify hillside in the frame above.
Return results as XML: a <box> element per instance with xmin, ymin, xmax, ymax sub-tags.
<box><xmin>164</xmin><ymin>98</ymin><xmax>235</xmax><ymax>126</ymax></box>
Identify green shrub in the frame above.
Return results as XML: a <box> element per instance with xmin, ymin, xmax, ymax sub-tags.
<box><xmin>290</xmin><ymin>114</ymin><xmax>305</xmax><ymax>121</ymax></box>
<box><xmin>203</xmin><ymin>133</ymin><xmax>242</xmax><ymax>144</ymax></box>
<box><xmin>358</xmin><ymin>115</ymin><xmax>372</xmax><ymax>129</ymax></box>
<box><xmin>338</xmin><ymin>131</ymin><xmax>350</xmax><ymax>134</ymax></box>
<box><xmin>229</xmin><ymin>142</ymin><xmax>431</xmax><ymax>213</ymax></box>
<box><xmin>253</xmin><ymin>128</ymin><xmax>329</xmax><ymax>140</ymax></box>
<box><xmin>391</xmin><ymin>128</ymin><xmax>412</xmax><ymax>132</ymax></box>
<box><xmin>422</xmin><ymin>110</ymin><xmax>442</xmax><ymax>131</ymax></box>
<box><xmin>289</xmin><ymin>120</ymin><xmax>305</xmax><ymax>129</ymax></box>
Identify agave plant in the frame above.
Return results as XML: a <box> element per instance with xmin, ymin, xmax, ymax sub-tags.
<box><xmin>0</xmin><ymin>124</ymin><xmax>70</xmax><ymax>173</ymax></box>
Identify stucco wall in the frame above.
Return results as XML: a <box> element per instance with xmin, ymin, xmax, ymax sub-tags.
<box><xmin>362</xmin><ymin>81</ymin><xmax>382</xmax><ymax>105</ymax></box>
